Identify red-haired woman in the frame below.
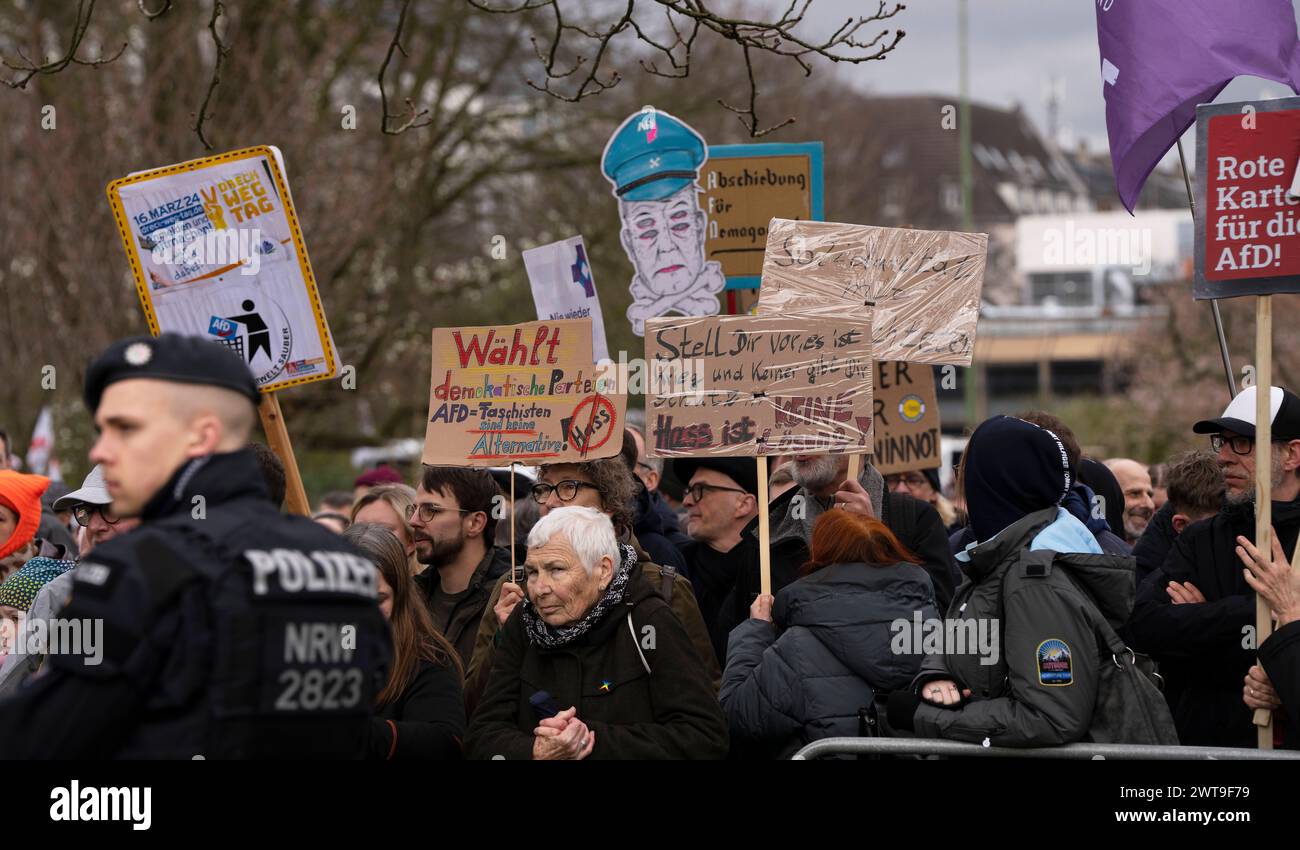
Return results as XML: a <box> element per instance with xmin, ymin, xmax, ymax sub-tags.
<box><xmin>347</xmin><ymin>523</ymin><xmax>466</xmax><ymax>759</ymax></box>
<box><xmin>719</xmin><ymin>509</ymin><xmax>939</xmax><ymax>758</ymax></box>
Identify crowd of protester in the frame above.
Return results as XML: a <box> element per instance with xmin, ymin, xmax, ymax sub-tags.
<box><xmin>1</xmin><ymin>336</ymin><xmax>1299</xmax><ymax>759</ymax></box>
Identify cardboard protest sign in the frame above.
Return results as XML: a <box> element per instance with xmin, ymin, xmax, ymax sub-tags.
<box><xmin>106</xmin><ymin>146</ymin><xmax>336</xmax><ymax>392</ymax></box>
<box><xmin>421</xmin><ymin>318</ymin><xmax>626</xmax><ymax>467</ymax></box>
<box><xmin>757</xmin><ymin>218</ymin><xmax>987</xmax><ymax>366</ymax></box>
<box><xmin>1194</xmin><ymin>96</ymin><xmax>1300</xmax><ymax>299</ymax></box>
<box><xmin>872</xmin><ymin>361</ymin><xmax>941</xmax><ymax>475</ymax></box>
<box><xmin>644</xmin><ymin>313</ymin><xmax>873</xmax><ymax>457</ymax></box>
<box><xmin>701</xmin><ymin>142</ymin><xmax>824</xmax><ymax>289</ymax></box>
<box><xmin>601</xmin><ymin>106</ymin><xmax>726</xmax><ymax>336</ymax></box>
<box><xmin>522</xmin><ymin>236</ymin><xmax>610</xmax><ymax>362</ymax></box>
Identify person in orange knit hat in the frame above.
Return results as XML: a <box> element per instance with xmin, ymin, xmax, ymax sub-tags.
<box><xmin>0</xmin><ymin>471</ymin><xmax>51</xmax><ymax>580</ymax></box>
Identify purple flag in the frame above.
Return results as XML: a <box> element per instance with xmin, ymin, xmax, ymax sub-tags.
<box><xmin>1097</xmin><ymin>0</ymin><xmax>1300</xmax><ymax>212</ymax></box>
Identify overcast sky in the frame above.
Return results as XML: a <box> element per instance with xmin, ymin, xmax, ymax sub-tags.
<box><xmin>805</xmin><ymin>0</ymin><xmax>1299</xmax><ymax>169</ymax></box>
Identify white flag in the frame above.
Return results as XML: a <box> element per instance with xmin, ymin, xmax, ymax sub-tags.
<box><xmin>522</xmin><ymin>236</ymin><xmax>610</xmax><ymax>362</ymax></box>
<box><xmin>25</xmin><ymin>406</ymin><xmax>53</xmax><ymax>475</ymax></box>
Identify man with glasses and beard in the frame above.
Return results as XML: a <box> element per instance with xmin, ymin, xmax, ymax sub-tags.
<box><xmin>1127</xmin><ymin>385</ymin><xmax>1300</xmax><ymax>748</ymax></box>
<box><xmin>409</xmin><ymin>466</ymin><xmax>512</xmax><ymax>671</ymax></box>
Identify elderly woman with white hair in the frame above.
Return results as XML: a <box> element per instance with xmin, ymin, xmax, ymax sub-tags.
<box><xmin>466</xmin><ymin>506</ymin><xmax>728</xmax><ymax>760</ymax></box>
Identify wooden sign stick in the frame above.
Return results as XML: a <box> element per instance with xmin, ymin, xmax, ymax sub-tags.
<box><xmin>847</xmin><ymin>454</ymin><xmax>861</xmax><ymax>484</ymax></box>
<box><xmin>1253</xmin><ymin>295</ymin><xmax>1274</xmax><ymax>749</ymax></box>
<box><xmin>258</xmin><ymin>392</ymin><xmax>310</xmax><ymax>516</ymax></box>
<box><xmin>509</xmin><ymin>462</ymin><xmax>518</xmax><ymax>585</ymax></box>
<box><xmin>757</xmin><ymin>455</ymin><xmax>771</xmax><ymax>597</ymax></box>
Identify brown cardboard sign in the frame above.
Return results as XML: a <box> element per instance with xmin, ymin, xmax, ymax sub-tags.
<box><xmin>701</xmin><ymin>146</ymin><xmax>821</xmax><ymax>282</ymax></box>
<box><xmin>757</xmin><ymin>218</ymin><xmax>987</xmax><ymax>365</ymax></box>
<box><xmin>872</xmin><ymin>361</ymin><xmax>942</xmax><ymax>475</ymax></box>
<box><xmin>644</xmin><ymin>313</ymin><xmax>873</xmax><ymax>457</ymax></box>
<box><xmin>421</xmin><ymin>318</ymin><xmax>626</xmax><ymax>467</ymax></box>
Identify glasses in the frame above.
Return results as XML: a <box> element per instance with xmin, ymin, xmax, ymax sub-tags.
<box><xmin>885</xmin><ymin>474</ymin><xmax>929</xmax><ymax>489</ymax></box>
<box><xmin>531</xmin><ymin>480</ymin><xmax>600</xmax><ymax>504</ymax></box>
<box><xmin>73</xmin><ymin>504</ymin><xmax>119</xmax><ymax>527</ymax></box>
<box><xmin>1210</xmin><ymin>434</ymin><xmax>1254</xmax><ymax>455</ymax></box>
<box><xmin>684</xmin><ymin>483</ymin><xmax>747</xmax><ymax>502</ymax></box>
<box><xmin>404</xmin><ymin>503</ymin><xmax>471</xmax><ymax>523</ymax></box>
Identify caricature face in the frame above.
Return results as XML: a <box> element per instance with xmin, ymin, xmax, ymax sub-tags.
<box><xmin>620</xmin><ymin>187</ymin><xmax>706</xmax><ymax>296</ymax></box>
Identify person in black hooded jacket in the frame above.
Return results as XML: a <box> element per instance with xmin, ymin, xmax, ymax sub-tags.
<box><xmin>1126</xmin><ymin>385</ymin><xmax>1300</xmax><ymax>748</ymax></box>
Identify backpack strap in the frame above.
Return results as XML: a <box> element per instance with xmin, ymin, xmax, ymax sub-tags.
<box><xmin>658</xmin><ymin>564</ymin><xmax>677</xmax><ymax>602</ymax></box>
<box><xmin>626</xmin><ymin>608</ymin><xmax>652</xmax><ymax>675</ymax></box>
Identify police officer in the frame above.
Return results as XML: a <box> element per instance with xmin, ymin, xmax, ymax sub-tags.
<box><xmin>0</xmin><ymin>334</ymin><xmax>391</xmax><ymax>758</ymax></box>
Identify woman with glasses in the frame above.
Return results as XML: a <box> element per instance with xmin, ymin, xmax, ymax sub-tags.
<box><xmin>462</xmin><ymin>454</ymin><xmax>721</xmax><ymax>718</ymax></box>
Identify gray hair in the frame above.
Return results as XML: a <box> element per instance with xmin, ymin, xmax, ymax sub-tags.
<box><xmin>526</xmin><ymin>506</ymin><xmax>620</xmax><ymax>576</ymax></box>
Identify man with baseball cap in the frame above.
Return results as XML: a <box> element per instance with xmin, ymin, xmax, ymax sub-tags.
<box><xmin>1127</xmin><ymin>385</ymin><xmax>1300</xmax><ymax>748</ymax></box>
<box><xmin>0</xmin><ymin>333</ymin><xmax>392</xmax><ymax>758</ymax></box>
<box><xmin>671</xmin><ymin>457</ymin><xmax>759</xmax><ymax>665</ymax></box>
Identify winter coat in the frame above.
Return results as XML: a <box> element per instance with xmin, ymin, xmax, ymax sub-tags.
<box><xmin>632</xmin><ymin>484</ymin><xmax>690</xmax><ymax>575</ymax></box>
<box><xmin>1259</xmin><ymin>620</ymin><xmax>1300</xmax><ymax>740</ymax></box>
<box><xmin>367</xmin><ymin>658</ymin><xmax>466</xmax><ymax>760</ymax></box>
<box><xmin>720</xmin><ymin>561</ymin><xmax>938</xmax><ymax>758</ymax></box>
<box><xmin>905</xmin><ymin>506</ymin><xmax>1137</xmax><ymax>746</ymax></box>
<box><xmin>465</xmin><ymin>567</ymin><xmax>728</xmax><ymax>760</ymax></box>
<box><xmin>1125</xmin><ymin>496</ymin><xmax>1300</xmax><ymax>748</ymax></box>
<box><xmin>414</xmin><ymin>545</ymin><xmax>512</xmax><ymax>669</ymax></box>
<box><xmin>715</xmin><ymin>477</ymin><xmax>957</xmax><ymax>660</ymax></box>
<box><xmin>1132</xmin><ymin>501</ymin><xmax>1178</xmax><ymax>589</ymax></box>
<box><xmin>462</xmin><ymin>536</ymin><xmax>721</xmax><ymax>718</ymax></box>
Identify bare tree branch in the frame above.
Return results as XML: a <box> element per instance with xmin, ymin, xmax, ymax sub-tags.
<box><xmin>1</xmin><ymin>0</ymin><xmax>126</xmax><ymax>89</ymax></box>
<box><xmin>193</xmin><ymin>0</ymin><xmax>231</xmax><ymax>149</ymax></box>
<box><xmin>465</xmin><ymin>0</ymin><xmax>906</xmax><ymax>136</ymax></box>
<box><xmin>378</xmin><ymin>0</ymin><xmax>434</xmax><ymax>133</ymax></box>
<box><xmin>138</xmin><ymin>0</ymin><xmax>174</xmax><ymax>20</ymax></box>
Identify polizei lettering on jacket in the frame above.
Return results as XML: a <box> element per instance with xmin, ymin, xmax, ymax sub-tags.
<box><xmin>246</xmin><ymin>549</ymin><xmax>377</xmax><ymax>597</ymax></box>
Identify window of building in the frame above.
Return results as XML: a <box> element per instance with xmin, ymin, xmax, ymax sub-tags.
<box><xmin>1029</xmin><ymin>271</ymin><xmax>1095</xmax><ymax>307</ymax></box>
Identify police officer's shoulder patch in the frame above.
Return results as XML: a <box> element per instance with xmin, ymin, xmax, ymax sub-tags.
<box><xmin>1036</xmin><ymin>639</ymin><xmax>1073</xmax><ymax>686</ymax></box>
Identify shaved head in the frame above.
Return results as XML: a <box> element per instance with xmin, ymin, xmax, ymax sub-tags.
<box><xmin>169</xmin><ymin>384</ymin><xmax>258</xmax><ymax>449</ymax></box>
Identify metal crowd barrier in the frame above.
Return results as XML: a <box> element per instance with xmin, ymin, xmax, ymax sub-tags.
<box><xmin>790</xmin><ymin>737</ymin><xmax>1300</xmax><ymax>760</ymax></box>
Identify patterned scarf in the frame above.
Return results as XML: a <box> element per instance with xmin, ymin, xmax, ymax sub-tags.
<box><xmin>520</xmin><ymin>544</ymin><xmax>637</xmax><ymax>649</ymax></box>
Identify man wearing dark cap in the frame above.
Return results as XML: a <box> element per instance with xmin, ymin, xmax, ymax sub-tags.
<box><xmin>1126</xmin><ymin>385</ymin><xmax>1300</xmax><ymax>748</ymax></box>
<box><xmin>672</xmin><ymin>457</ymin><xmax>758</xmax><ymax>665</ymax></box>
<box><xmin>0</xmin><ymin>333</ymin><xmax>392</xmax><ymax>759</ymax></box>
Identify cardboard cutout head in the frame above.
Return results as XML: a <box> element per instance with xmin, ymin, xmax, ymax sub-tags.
<box><xmin>602</xmin><ymin>107</ymin><xmax>725</xmax><ymax>335</ymax></box>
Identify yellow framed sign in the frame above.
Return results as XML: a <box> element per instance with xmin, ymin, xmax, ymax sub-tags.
<box><xmin>106</xmin><ymin>145</ymin><xmax>337</xmax><ymax>392</ymax></box>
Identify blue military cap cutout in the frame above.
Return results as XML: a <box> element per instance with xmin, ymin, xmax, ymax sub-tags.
<box><xmin>601</xmin><ymin>106</ymin><xmax>708</xmax><ymax>202</ymax></box>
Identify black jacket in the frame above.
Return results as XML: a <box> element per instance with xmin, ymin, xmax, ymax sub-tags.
<box><xmin>710</xmin><ymin>484</ymin><xmax>956</xmax><ymax>661</ymax></box>
<box><xmin>1132</xmin><ymin>502</ymin><xmax>1178</xmax><ymax>589</ymax></box>
<box><xmin>632</xmin><ymin>484</ymin><xmax>690</xmax><ymax>575</ymax></box>
<box><xmin>1259</xmin><ymin>620</ymin><xmax>1300</xmax><ymax>738</ymax></box>
<box><xmin>1126</xmin><ymin>496</ymin><xmax>1300</xmax><ymax>748</ymax></box>
<box><xmin>720</xmin><ymin>561</ymin><xmax>938</xmax><ymax>758</ymax></box>
<box><xmin>0</xmin><ymin>449</ymin><xmax>392</xmax><ymax>759</ymax></box>
<box><xmin>465</xmin><ymin>563</ymin><xmax>728</xmax><ymax>760</ymax></box>
<box><xmin>414</xmin><ymin>545</ymin><xmax>512</xmax><ymax>669</ymax></box>
<box><xmin>368</xmin><ymin>658</ymin><xmax>466</xmax><ymax>760</ymax></box>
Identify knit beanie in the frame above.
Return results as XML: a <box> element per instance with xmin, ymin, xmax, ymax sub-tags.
<box><xmin>0</xmin><ymin>471</ymin><xmax>50</xmax><ymax>560</ymax></box>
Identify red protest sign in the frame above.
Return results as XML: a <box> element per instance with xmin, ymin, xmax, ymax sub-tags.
<box><xmin>1195</xmin><ymin>97</ymin><xmax>1300</xmax><ymax>299</ymax></box>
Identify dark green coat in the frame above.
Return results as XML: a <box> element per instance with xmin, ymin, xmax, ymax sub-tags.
<box><xmin>466</xmin><ymin>573</ymin><xmax>728</xmax><ymax>760</ymax></box>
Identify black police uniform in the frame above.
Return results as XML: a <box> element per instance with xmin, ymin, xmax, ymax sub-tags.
<box><xmin>0</xmin><ymin>335</ymin><xmax>392</xmax><ymax>758</ymax></box>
